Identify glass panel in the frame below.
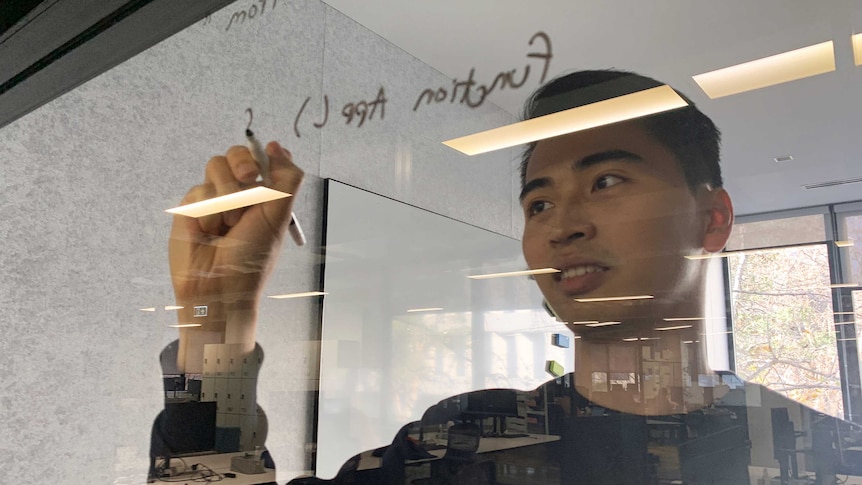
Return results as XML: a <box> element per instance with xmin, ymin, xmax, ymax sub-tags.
<box><xmin>318</xmin><ymin>180</ymin><xmax>573</xmax><ymax>476</ymax></box>
<box><xmin>840</xmin><ymin>212</ymin><xmax>862</xmax><ymax>285</ymax></box>
<box><xmin>855</xmin><ymin>290</ymin><xmax>862</xmax><ymax>375</ymax></box>
<box><xmin>5</xmin><ymin>2</ymin><xmax>862</xmax><ymax>483</ymax></box>
<box><xmin>727</xmin><ymin>244</ymin><xmax>843</xmax><ymax>417</ymax></box>
<box><xmin>726</xmin><ymin>214</ymin><xmax>827</xmax><ymax>251</ymax></box>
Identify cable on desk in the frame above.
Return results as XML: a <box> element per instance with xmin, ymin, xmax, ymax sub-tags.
<box><xmin>153</xmin><ymin>456</ymin><xmax>187</xmax><ymax>480</ymax></box>
<box><xmin>155</xmin><ymin>459</ymin><xmax>224</xmax><ymax>483</ymax></box>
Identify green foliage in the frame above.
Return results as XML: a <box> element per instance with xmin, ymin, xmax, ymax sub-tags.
<box><xmin>729</xmin><ymin>246</ymin><xmax>843</xmax><ymax>417</ymax></box>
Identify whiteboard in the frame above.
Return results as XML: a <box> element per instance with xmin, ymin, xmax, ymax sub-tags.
<box><xmin>316</xmin><ymin>180</ymin><xmax>574</xmax><ymax>477</ymax></box>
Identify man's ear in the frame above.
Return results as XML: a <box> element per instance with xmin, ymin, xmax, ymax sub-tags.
<box><xmin>702</xmin><ymin>188</ymin><xmax>734</xmax><ymax>253</ymax></box>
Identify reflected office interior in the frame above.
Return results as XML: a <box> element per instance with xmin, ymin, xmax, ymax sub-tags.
<box><xmin>2</xmin><ymin>1</ymin><xmax>862</xmax><ymax>485</ymax></box>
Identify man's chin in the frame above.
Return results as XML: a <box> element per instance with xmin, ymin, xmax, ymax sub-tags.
<box><xmin>553</xmin><ymin>298</ymin><xmax>658</xmax><ymax>326</ymax></box>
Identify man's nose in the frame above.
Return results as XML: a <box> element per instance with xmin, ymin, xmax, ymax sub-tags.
<box><xmin>548</xmin><ymin>207</ymin><xmax>596</xmax><ymax>246</ymax></box>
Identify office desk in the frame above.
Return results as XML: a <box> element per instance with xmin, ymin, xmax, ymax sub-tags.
<box><xmin>151</xmin><ymin>452</ymin><xmax>276</xmax><ymax>485</ymax></box>
<box><xmin>356</xmin><ymin>433</ymin><xmax>560</xmax><ymax>471</ymax></box>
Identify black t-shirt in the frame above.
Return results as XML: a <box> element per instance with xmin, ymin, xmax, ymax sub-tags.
<box><xmin>290</xmin><ymin>372</ymin><xmax>862</xmax><ymax>485</ymax></box>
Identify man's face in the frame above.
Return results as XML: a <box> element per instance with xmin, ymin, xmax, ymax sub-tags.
<box><xmin>520</xmin><ymin>120</ymin><xmax>711</xmax><ymax>327</ymax></box>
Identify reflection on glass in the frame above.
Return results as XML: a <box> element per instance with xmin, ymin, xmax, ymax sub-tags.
<box><xmin>728</xmin><ymin>244</ymin><xmax>842</xmax><ymax>417</ymax></box>
<box><xmin>692</xmin><ymin>41</ymin><xmax>836</xmax><ymax>99</ymax></box>
<box><xmin>290</xmin><ymin>69</ymin><xmax>862</xmax><ymax>485</ymax></box>
<box><xmin>150</xmin><ymin>140</ymin><xmax>303</xmax><ymax>481</ymax></box>
<box><xmin>317</xmin><ymin>180</ymin><xmax>573</xmax><ymax>477</ymax></box>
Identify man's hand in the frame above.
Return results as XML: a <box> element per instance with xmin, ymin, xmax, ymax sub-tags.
<box><xmin>169</xmin><ymin>141</ymin><xmax>303</xmax><ymax>336</ymax></box>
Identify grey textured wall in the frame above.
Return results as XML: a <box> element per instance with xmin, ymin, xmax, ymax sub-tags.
<box><xmin>0</xmin><ymin>1</ymin><xmax>520</xmax><ymax>483</ymax></box>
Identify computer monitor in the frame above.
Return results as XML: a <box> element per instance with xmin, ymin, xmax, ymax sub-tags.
<box><xmin>187</xmin><ymin>379</ymin><xmax>202</xmax><ymax>397</ymax></box>
<box><xmin>152</xmin><ymin>401</ymin><xmax>217</xmax><ymax>456</ymax></box>
<box><xmin>162</xmin><ymin>375</ymin><xmax>185</xmax><ymax>393</ymax></box>
<box><xmin>462</xmin><ymin>389</ymin><xmax>519</xmax><ymax>418</ymax></box>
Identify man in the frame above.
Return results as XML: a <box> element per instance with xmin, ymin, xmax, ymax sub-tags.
<box><xmin>518</xmin><ymin>70</ymin><xmax>733</xmax><ymax>419</ymax></box>
<box><xmin>166</xmin><ymin>70</ymin><xmax>858</xmax><ymax>484</ymax></box>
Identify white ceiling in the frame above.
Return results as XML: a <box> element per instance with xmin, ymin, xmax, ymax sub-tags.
<box><xmin>322</xmin><ymin>0</ymin><xmax>862</xmax><ymax>216</ymax></box>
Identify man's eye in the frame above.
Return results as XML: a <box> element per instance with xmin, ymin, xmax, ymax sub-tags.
<box><xmin>528</xmin><ymin>200</ymin><xmax>554</xmax><ymax>217</ymax></box>
<box><xmin>594</xmin><ymin>174</ymin><xmax>624</xmax><ymax>190</ymax></box>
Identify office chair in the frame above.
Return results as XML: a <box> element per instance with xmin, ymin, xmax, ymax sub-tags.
<box><xmin>413</xmin><ymin>423</ymin><xmax>497</xmax><ymax>484</ymax></box>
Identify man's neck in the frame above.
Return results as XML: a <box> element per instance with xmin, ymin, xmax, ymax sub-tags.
<box><xmin>571</xmin><ymin>320</ymin><xmax>717</xmax><ymax>416</ymax></box>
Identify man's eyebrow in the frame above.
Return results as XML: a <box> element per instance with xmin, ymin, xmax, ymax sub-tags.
<box><xmin>519</xmin><ymin>150</ymin><xmax>643</xmax><ymax>202</ymax></box>
<box><xmin>519</xmin><ymin>177</ymin><xmax>552</xmax><ymax>203</ymax></box>
<box><xmin>575</xmin><ymin>149</ymin><xmax>643</xmax><ymax>170</ymax></box>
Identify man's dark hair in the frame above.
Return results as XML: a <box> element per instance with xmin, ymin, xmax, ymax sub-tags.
<box><xmin>520</xmin><ymin>69</ymin><xmax>722</xmax><ymax>192</ymax></box>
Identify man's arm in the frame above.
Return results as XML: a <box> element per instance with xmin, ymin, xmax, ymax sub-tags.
<box><xmin>169</xmin><ymin>141</ymin><xmax>303</xmax><ymax>371</ymax></box>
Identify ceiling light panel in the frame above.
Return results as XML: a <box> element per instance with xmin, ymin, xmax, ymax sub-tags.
<box><xmin>854</xmin><ymin>33</ymin><xmax>862</xmax><ymax>66</ymax></box>
<box><xmin>585</xmin><ymin>321</ymin><xmax>621</xmax><ymax>327</ymax></box>
<box><xmin>574</xmin><ymin>295</ymin><xmax>654</xmax><ymax>303</ymax></box>
<box><xmin>442</xmin><ymin>86</ymin><xmax>687</xmax><ymax>156</ymax></box>
<box><xmin>468</xmin><ymin>268</ymin><xmax>560</xmax><ymax>279</ymax></box>
<box><xmin>655</xmin><ymin>325</ymin><xmax>693</xmax><ymax>331</ymax></box>
<box><xmin>166</xmin><ymin>187</ymin><xmax>292</xmax><ymax>218</ymax></box>
<box><xmin>692</xmin><ymin>41</ymin><xmax>835</xmax><ymax>99</ymax></box>
<box><xmin>268</xmin><ymin>291</ymin><xmax>328</xmax><ymax>299</ymax></box>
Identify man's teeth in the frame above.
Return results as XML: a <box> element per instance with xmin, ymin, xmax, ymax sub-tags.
<box><xmin>561</xmin><ymin>265</ymin><xmax>606</xmax><ymax>279</ymax></box>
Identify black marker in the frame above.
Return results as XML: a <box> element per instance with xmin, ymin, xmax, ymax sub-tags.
<box><xmin>245</xmin><ymin>108</ymin><xmax>305</xmax><ymax>246</ymax></box>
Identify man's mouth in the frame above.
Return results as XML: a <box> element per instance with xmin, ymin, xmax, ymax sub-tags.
<box><xmin>552</xmin><ymin>263</ymin><xmax>610</xmax><ymax>296</ymax></box>
<box><xmin>557</xmin><ymin>264</ymin><xmax>609</xmax><ymax>280</ymax></box>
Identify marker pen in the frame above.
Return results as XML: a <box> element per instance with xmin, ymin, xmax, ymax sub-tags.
<box><xmin>245</xmin><ymin>126</ymin><xmax>272</xmax><ymax>186</ymax></box>
<box><xmin>245</xmin><ymin>108</ymin><xmax>304</xmax><ymax>247</ymax></box>
<box><xmin>288</xmin><ymin>212</ymin><xmax>306</xmax><ymax>246</ymax></box>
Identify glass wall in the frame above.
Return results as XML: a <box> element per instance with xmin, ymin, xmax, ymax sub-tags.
<box><xmin>2</xmin><ymin>1</ymin><xmax>862</xmax><ymax>484</ymax></box>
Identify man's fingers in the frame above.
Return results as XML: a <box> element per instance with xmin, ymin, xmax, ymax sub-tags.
<box><xmin>260</xmin><ymin>141</ymin><xmax>303</xmax><ymax>235</ymax></box>
<box><xmin>225</xmin><ymin>145</ymin><xmax>260</xmax><ymax>184</ymax></box>
<box><xmin>175</xmin><ymin>142</ymin><xmax>303</xmax><ymax>247</ymax></box>
<box><xmin>205</xmin><ymin>155</ymin><xmax>245</xmax><ymax>227</ymax></box>
<box><xmin>181</xmin><ymin>183</ymin><xmax>222</xmax><ymax>235</ymax></box>
<box><xmin>266</xmin><ymin>141</ymin><xmax>304</xmax><ymax>195</ymax></box>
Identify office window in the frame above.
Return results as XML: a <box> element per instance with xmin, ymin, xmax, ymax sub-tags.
<box><xmin>838</xmin><ymin>211</ymin><xmax>862</xmax><ymax>285</ymax></box>
<box><xmin>854</xmin><ymin>291</ymin><xmax>862</xmax><ymax>376</ymax></box>
<box><xmin>726</xmin><ymin>214</ymin><xmax>827</xmax><ymax>251</ymax></box>
<box><xmin>727</xmin><ymin>243</ymin><xmax>842</xmax><ymax>417</ymax></box>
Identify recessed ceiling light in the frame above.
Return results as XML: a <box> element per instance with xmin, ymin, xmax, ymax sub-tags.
<box><xmin>853</xmin><ymin>33</ymin><xmax>862</xmax><ymax>66</ymax></box>
<box><xmin>468</xmin><ymin>268</ymin><xmax>560</xmax><ymax>279</ymax></box>
<box><xmin>164</xmin><ymin>305</ymin><xmax>184</xmax><ymax>311</ymax></box>
<box><xmin>692</xmin><ymin>41</ymin><xmax>835</xmax><ymax>99</ymax></box>
<box><xmin>406</xmin><ymin>307</ymin><xmax>444</xmax><ymax>313</ymax></box>
<box><xmin>139</xmin><ymin>307</ymin><xmax>156</xmax><ymax>312</ymax></box>
<box><xmin>569</xmin><ymin>321</ymin><xmax>600</xmax><ymax>325</ymax></box>
<box><xmin>167</xmin><ymin>323</ymin><xmax>203</xmax><ymax>328</ymax></box>
<box><xmin>166</xmin><ymin>186</ymin><xmax>291</xmax><ymax>218</ymax></box>
<box><xmin>442</xmin><ymin>85</ymin><xmax>687</xmax><ymax>156</ymax></box>
<box><xmin>574</xmin><ymin>295</ymin><xmax>654</xmax><ymax>303</ymax></box>
<box><xmin>773</xmin><ymin>155</ymin><xmax>793</xmax><ymax>163</ymax></box>
<box><xmin>836</xmin><ymin>240</ymin><xmax>855</xmax><ymax>247</ymax></box>
<box><xmin>268</xmin><ymin>291</ymin><xmax>328</xmax><ymax>299</ymax></box>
